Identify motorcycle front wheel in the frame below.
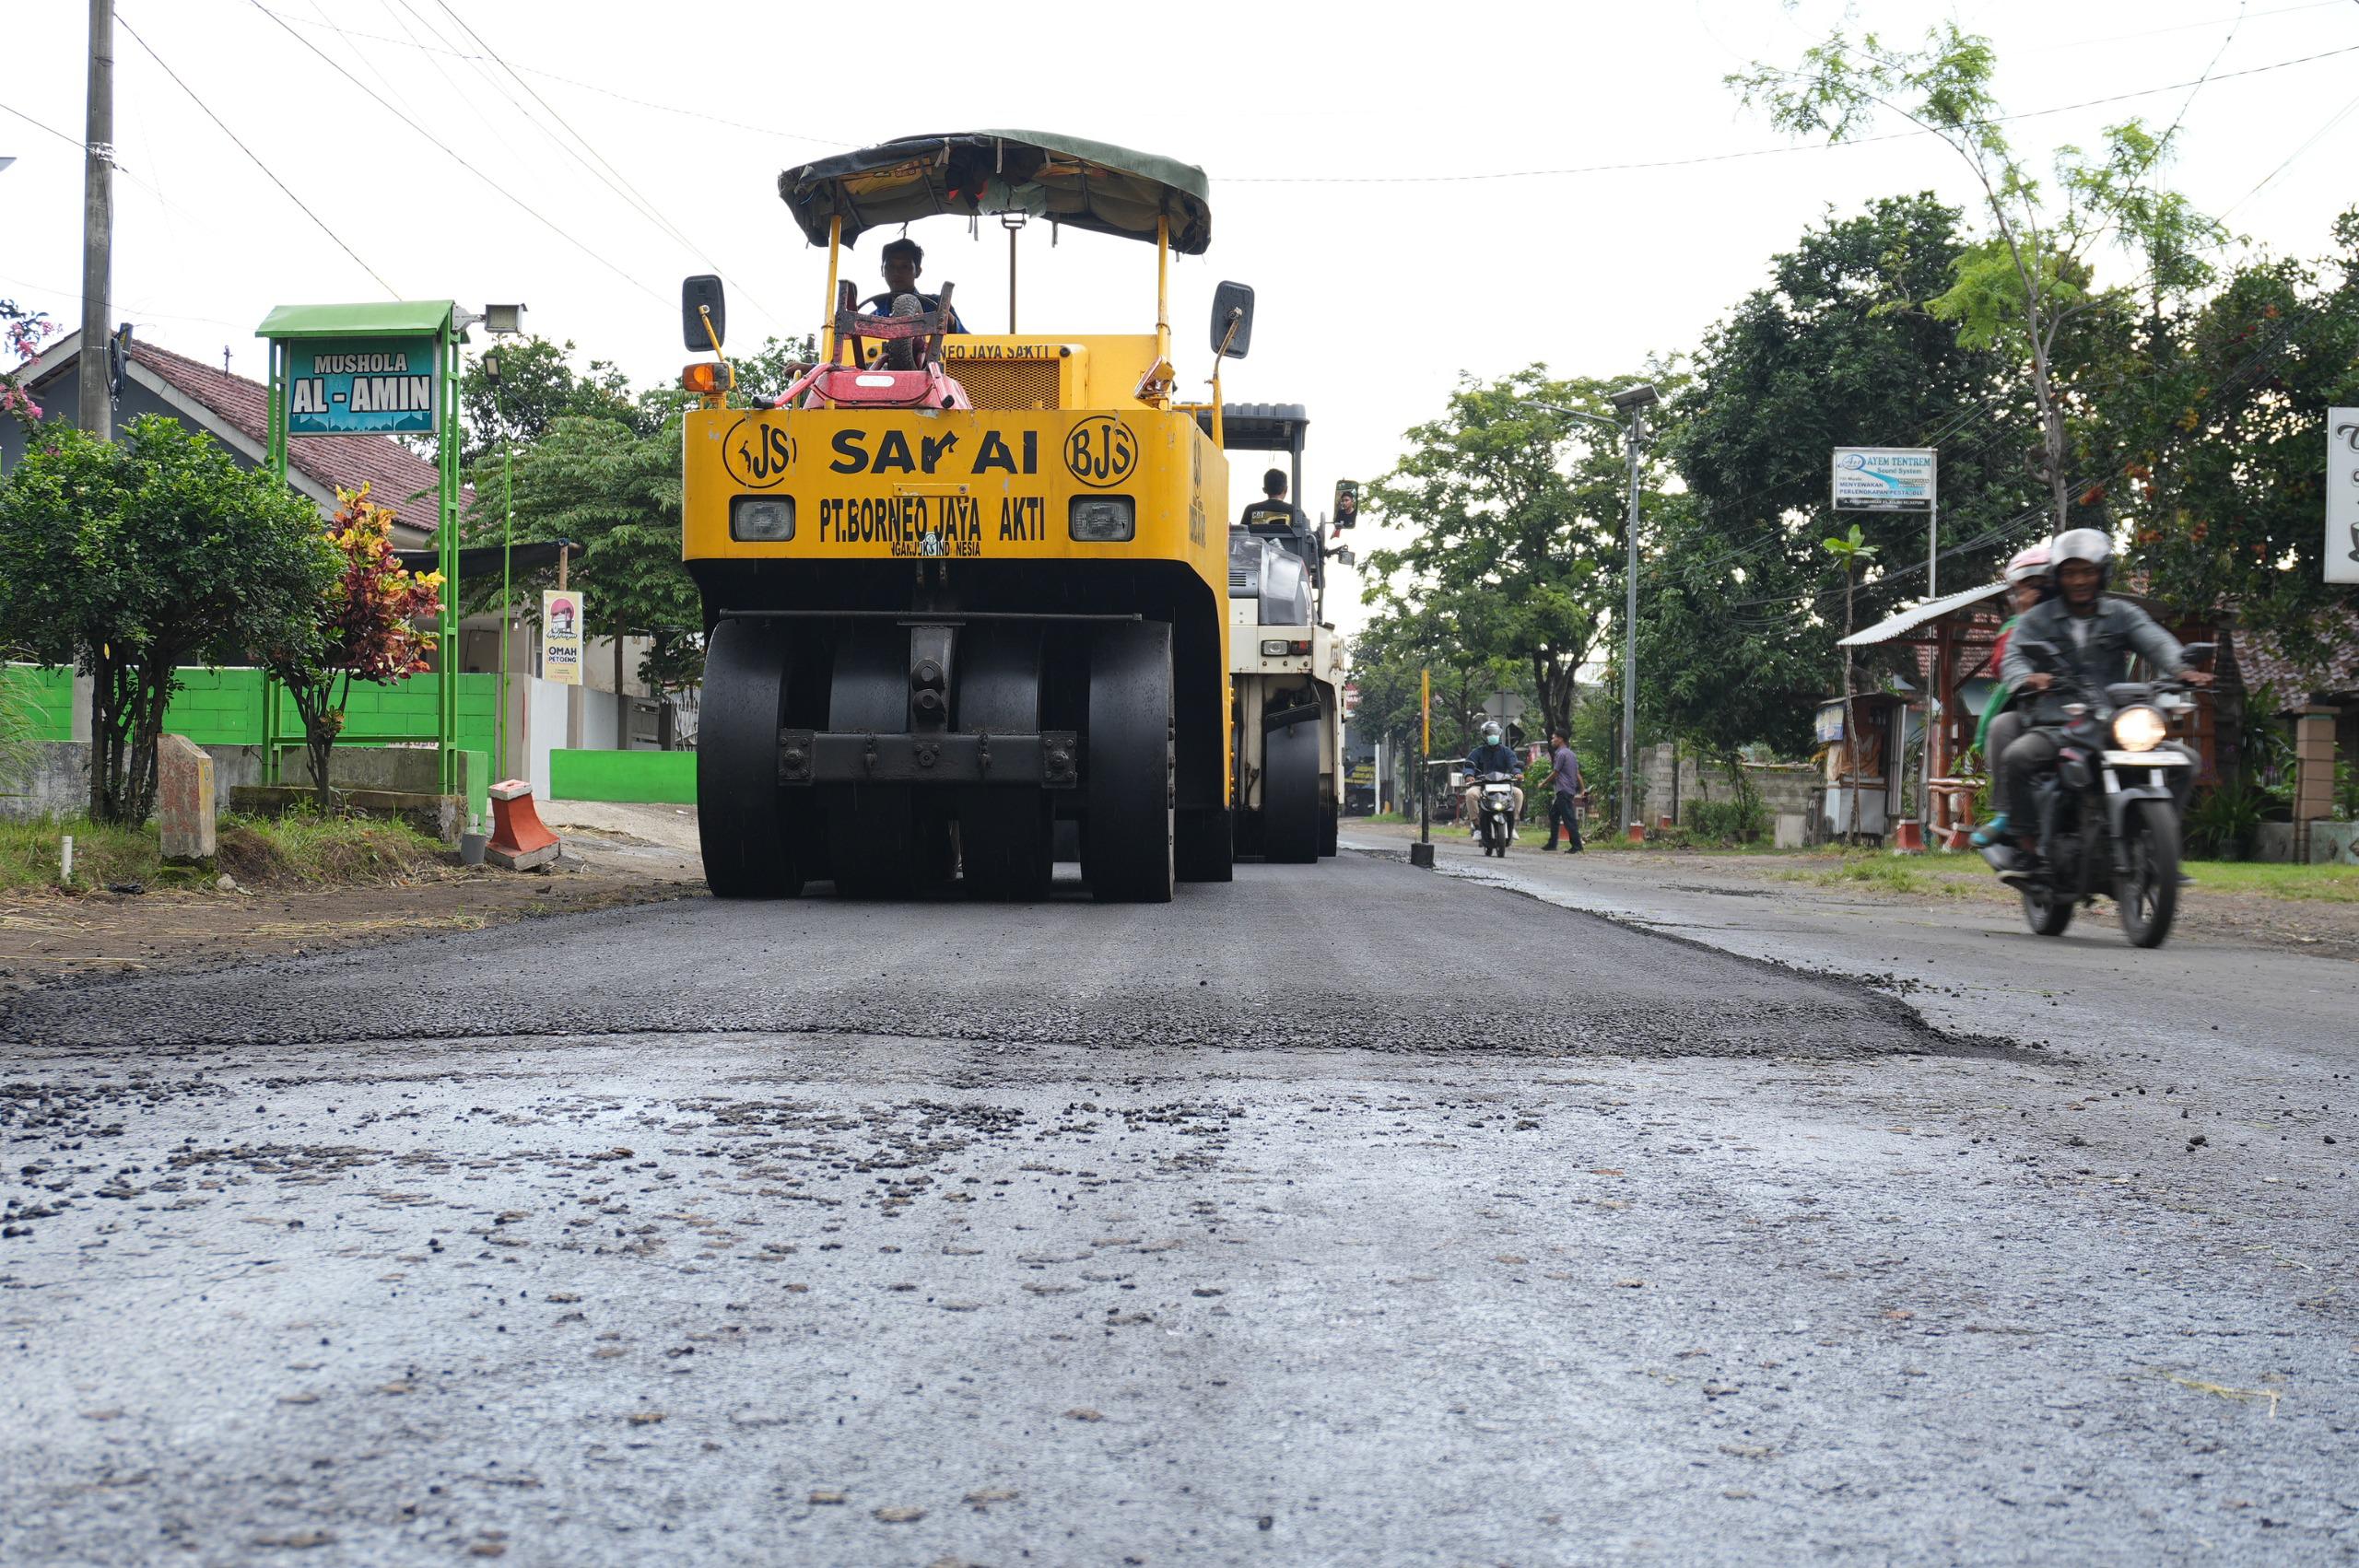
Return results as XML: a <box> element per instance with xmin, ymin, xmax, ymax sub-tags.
<box><xmin>2021</xmin><ymin>883</ymin><xmax>2074</xmax><ymax>937</ymax></box>
<box><xmin>2118</xmin><ymin>802</ymin><xmax>2181</xmax><ymax>949</ymax></box>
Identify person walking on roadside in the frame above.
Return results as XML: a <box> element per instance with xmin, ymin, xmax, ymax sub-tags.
<box><xmin>1543</xmin><ymin>731</ymin><xmax>1583</xmax><ymax>852</ymax></box>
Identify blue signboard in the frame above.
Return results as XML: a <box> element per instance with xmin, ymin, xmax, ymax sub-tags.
<box><xmin>285</xmin><ymin>333</ymin><xmax>439</xmax><ymax>436</ymax></box>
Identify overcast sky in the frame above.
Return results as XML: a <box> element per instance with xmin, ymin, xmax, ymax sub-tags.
<box><xmin>6</xmin><ymin>0</ymin><xmax>2358</xmax><ymax>638</ymax></box>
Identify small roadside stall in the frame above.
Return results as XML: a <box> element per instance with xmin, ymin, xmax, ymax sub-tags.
<box><xmin>1834</xmin><ymin>581</ymin><xmax>2010</xmax><ymax>843</ymax></box>
<box><xmin>1815</xmin><ymin>690</ymin><xmax>1915</xmax><ymax>842</ymax></box>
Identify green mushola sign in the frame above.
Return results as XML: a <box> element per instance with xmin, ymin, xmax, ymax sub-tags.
<box><xmin>285</xmin><ymin>333</ymin><xmax>440</xmax><ymax>436</ymax></box>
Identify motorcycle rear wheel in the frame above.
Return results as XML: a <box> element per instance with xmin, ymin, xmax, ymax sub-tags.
<box><xmin>2118</xmin><ymin>803</ymin><xmax>2181</xmax><ymax>949</ymax></box>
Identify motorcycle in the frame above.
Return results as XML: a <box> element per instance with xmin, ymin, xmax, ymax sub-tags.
<box><xmin>1473</xmin><ymin>770</ymin><xmax>1519</xmax><ymax>858</ymax></box>
<box><xmin>1978</xmin><ymin>640</ymin><xmax>2207</xmax><ymax>949</ymax></box>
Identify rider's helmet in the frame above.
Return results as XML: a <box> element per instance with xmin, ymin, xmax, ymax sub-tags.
<box><xmin>2003</xmin><ymin>543</ymin><xmax>2051</xmax><ymax>588</ymax></box>
<box><xmin>1480</xmin><ymin>720</ymin><xmax>1503</xmax><ymax>747</ymax></box>
<box><xmin>2048</xmin><ymin>528</ymin><xmax>2113</xmax><ymax>591</ymax></box>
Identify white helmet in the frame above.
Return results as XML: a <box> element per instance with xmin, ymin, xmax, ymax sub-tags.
<box><xmin>2049</xmin><ymin>528</ymin><xmax>2113</xmax><ymax>590</ymax></box>
<box><xmin>2003</xmin><ymin>544</ymin><xmax>2050</xmax><ymax>587</ymax></box>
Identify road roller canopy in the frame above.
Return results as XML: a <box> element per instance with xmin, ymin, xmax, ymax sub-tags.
<box><xmin>779</xmin><ymin>132</ymin><xmax>1214</xmax><ymax>254</ymax></box>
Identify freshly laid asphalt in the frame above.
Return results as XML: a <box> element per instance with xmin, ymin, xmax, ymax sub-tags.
<box><xmin>3</xmin><ymin>848</ymin><xmax>2352</xmax><ymax>1565</ymax></box>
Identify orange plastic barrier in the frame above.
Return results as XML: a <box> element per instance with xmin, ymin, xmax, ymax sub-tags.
<box><xmin>487</xmin><ymin>779</ymin><xmax>561</xmax><ymax>871</ymax></box>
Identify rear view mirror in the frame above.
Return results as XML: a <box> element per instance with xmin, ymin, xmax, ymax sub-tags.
<box><xmin>1210</xmin><ymin>281</ymin><xmax>1254</xmax><ymax>358</ymax></box>
<box><xmin>1332</xmin><ymin>479</ymin><xmax>1360</xmax><ymax>530</ymax></box>
<box><xmin>2179</xmin><ymin>641</ymin><xmax>2217</xmax><ymax>665</ymax></box>
<box><xmin>682</xmin><ymin>275</ymin><xmax>727</xmax><ymax>352</ymax></box>
<box><xmin>2016</xmin><ymin>638</ymin><xmax>2060</xmax><ymax>670</ymax></box>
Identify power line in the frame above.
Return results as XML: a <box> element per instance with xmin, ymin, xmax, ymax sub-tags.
<box><xmin>250</xmin><ymin>3</ymin><xmax>844</xmax><ymax>147</ymax></box>
<box><xmin>114</xmin><ymin>14</ymin><xmax>400</xmax><ymax>298</ymax></box>
<box><xmin>242</xmin><ymin>0</ymin><xmax>664</xmax><ymax>303</ymax></box>
<box><xmin>1226</xmin><ymin>41</ymin><xmax>2359</xmax><ymax>183</ymax></box>
<box><xmin>425</xmin><ymin>0</ymin><xmax>786</xmax><ymax>326</ymax></box>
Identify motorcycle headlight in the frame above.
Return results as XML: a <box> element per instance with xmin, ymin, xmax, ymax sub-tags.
<box><xmin>2112</xmin><ymin>706</ymin><xmax>2166</xmax><ymax>753</ymax></box>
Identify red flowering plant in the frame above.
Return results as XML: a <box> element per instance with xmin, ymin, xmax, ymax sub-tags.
<box><xmin>1</xmin><ymin>300</ymin><xmax>56</xmax><ymax>426</ymax></box>
<box><xmin>265</xmin><ymin>486</ymin><xmax>445</xmax><ymax>808</ymax></box>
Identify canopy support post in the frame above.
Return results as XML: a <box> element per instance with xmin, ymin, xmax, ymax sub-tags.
<box><xmin>819</xmin><ymin>215</ymin><xmax>843</xmax><ymax>363</ymax></box>
<box><xmin>1155</xmin><ymin>214</ymin><xmax>1170</xmax><ymax>373</ymax></box>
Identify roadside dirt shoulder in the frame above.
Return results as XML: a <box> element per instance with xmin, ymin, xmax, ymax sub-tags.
<box><xmin>0</xmin><ymin>805</ymin><xmax>706</xmax><ymax>1001</ymax></box>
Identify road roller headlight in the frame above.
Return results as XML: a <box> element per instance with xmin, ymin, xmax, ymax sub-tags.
<box><xmin>730</xmin><ymin>496</ymin><xmax>794</xmax><ymax>541</ymax></box>
<box><xmin>2111</xmin><ymin>706</ymin><xmax>2165</xmax><ymax>752</ymax></box>
<box><xmin>1068</xmin><ymin>496</ymin><xmax>1135</xmax><ymax>542</ymax></box>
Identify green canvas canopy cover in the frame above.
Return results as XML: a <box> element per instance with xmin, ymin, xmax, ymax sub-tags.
<box><xmin>780</xmin><ymin>131</ymin><xmax>1212</xmax><ymax>255</ymax></box>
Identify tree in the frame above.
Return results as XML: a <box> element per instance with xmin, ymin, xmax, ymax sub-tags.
<box><xmin>454</xmin><ymin>334</ymin><xmax>641</xmax><ymax>468</ymax></box>
<box><xmin>264</xmin><ymin>486</ymin><xmax>444</xmax><ymax>808</ymax></box>
<box><xmin>1365</xmin><ymin>367</ymin><xmax>1647</xmax><ymax>745</ymax></box>
<box><xmin>1821</xmin><ymin>523</ymin><xmax>1878</xmax><ymax>839</ymax></box>
<box><xmin>1646</xmin><ymin>194</ymin><xmax>2042</xmax><ymax>760</ymax></box>
<box><xmin>2110</xmin><ymin>211</ymin><xmax>2359</xmax><ymax>638</ymax></box>
<box><xmin>495</xmin><ymin>411</ymin><xmax>704</xmax><ymax>691</ymax></box>
<box><xmin>0</xmin><ymin>417</ymin><xmax>335</xmax><ymax>824</ymax></box>
<box><xmin>1734</xmin><ymin>24</ymin><xmax>2221</xmax><ymax>535</ymax></box>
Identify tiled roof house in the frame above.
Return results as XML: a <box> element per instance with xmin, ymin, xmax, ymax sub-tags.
<box><xmin>2</xmin><ymin>329</ymin><xmax>466</xmax><ymax>547</ymax></box>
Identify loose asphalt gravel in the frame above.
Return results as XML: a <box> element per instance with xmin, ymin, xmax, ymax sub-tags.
<box><xmin>2</xmin><ymin>849</ymin><xmax>2352</xmax><ymax>1566</ymax></box>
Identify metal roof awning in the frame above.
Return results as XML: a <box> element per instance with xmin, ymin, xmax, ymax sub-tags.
<box><xmin>1837</xmin><ymin>579</ymin><xmax>2007</xmax><ymax>647</ymax></box>
<box><xmin>257</xmin><ymin>300</ymin><xmax>464</xmax><ymax>339</ymax></box>
<box><xmin>780</xmin><ymin>131</ymin><xmax>1213</xmax><ymax>254</ymax></box>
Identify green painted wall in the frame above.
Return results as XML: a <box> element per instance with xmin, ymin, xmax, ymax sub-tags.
<box><xmin>4</xmin><ymin>665</ymin><xmax>76</xmax><ymax>742</ymax></box>
<box><xmin>1</xmin><ymin>663</ymin><xmax>497</xmax><ymax>756</ymax></box>
<box><xmin>551</xmin><ymin>749</ymin><xmax>697</xmax><ymax>803</ymax></box>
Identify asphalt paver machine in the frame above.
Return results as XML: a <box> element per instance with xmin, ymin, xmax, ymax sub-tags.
<box><xmin>679</xmin><ymin>132</ymin><xmax>1261</xmax><ymax>902</ymax></box>
<box><xmin>1205</xmin><ymin>404</ymin><xmax>1346</xmax><ymax>861</ymax></box>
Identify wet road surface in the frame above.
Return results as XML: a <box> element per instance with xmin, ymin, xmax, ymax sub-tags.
<box><xmin>4</xmin><ymin>851</ymin><xmax>2353</xmax><ymax>1565</ymax></box>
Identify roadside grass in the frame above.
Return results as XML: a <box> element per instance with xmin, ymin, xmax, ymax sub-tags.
<box><xmin>0</xmin><ymin>813</ymin><xmax>452</xmax><ymax>894</ymax></box>
<box><xmin>1776</xmin><ymin>852</ymin><xmax>1975</xmax><ymax>898</ymax></box>
<box><xmin>2180</xmin><ymin>860</ymin><xmax>2359</xmax><ymax>902</ymax></box>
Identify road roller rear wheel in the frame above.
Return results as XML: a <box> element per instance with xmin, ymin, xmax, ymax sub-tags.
<box><xmin>1262</xmin><ymin>715</ymin><xmax>1322</xmax><ymax>864</ymax></box>
<box><xmin>1083</xmin><ymin>621</ymin><xmax>1174</xmax><ymax>904</ymax></box>
<box><xmin>1320</xmin><ymin>804</ymin><xmax>1339</xmax><ymax>857</ymax></box>
<box><xmin>698</xmin><ymin>618</ymin><xmax>806</xmax><ymax>898</ymax></box>
<box><xmin>958</xmin><ymin>626</ymin><xmax>1054</xmax><ymax>901</ymax></box>
<box><xmin>827</xmin><ymin>623</ymin><xmax>919</xmax><ymax>898</ymax></box>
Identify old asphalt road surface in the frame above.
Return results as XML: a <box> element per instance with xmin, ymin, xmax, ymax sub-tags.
<box><xmin>3</xmin><ymin>849</ymin><xmax>2352</xmax><ymax>1565</ymax></box>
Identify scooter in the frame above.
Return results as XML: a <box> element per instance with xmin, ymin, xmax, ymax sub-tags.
<box><xmin>1473</xmin><ymin>771</ymin><xmax>1519</xmax><ymax>858</ymax></box>
<box><xmin>1978</xmin><ymin>641</ymin><xmax>2206</xmax><ymax>949</ymax></box>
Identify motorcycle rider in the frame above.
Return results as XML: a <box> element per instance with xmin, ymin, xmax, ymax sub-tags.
<box><xmin>1994</xmin><ymin>528</ymin><xmax>2212</xmax><ymax>860</ymax></box>
<box><xmin>1968</xmin><ymin>544</ymin><xmax>2051</xmax><ymax>848</ymax></box>
<box><xmin>1461</xmin><ymin>721</ymin><xmax>1525</xmax><ymax>837</ymax></box>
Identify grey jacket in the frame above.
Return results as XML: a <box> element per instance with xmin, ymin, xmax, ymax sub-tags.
<box><xmin>1999</xmin><ymin>595</ymin><xmax>2187</xmax><ymax>692</ymax></box>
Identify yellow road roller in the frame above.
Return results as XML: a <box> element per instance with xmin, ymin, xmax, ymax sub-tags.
<box><xmin>678</xmin><ymin>131</ymin><xmax>1252</xmax><ymax>901</ymax></box>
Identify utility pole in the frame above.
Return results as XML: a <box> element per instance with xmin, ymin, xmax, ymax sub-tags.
<box><xmin>1620</xmin><ymin>408</ymin><xmax>1642</xmax><ymax>836</ymax></box>
<box><xmin>78</xmin><ymin>0</ymin><xmax>113</xmax><ymax>439</ymax></box>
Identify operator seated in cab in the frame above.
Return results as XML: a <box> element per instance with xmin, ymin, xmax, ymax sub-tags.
<box><xmin>864</xmin><ymin>238</ymin><xmax>968</xmax><ymax>367</ymax></box>
<box><xmin>1461</xmin><ymin>721</ymin><xmax>1524</xmax><ymax>837</ymax></box>
<box><xmin>1239</xmin><ymin>469</ymin><xmax>1327</xmax><ymax>586</ymax></box>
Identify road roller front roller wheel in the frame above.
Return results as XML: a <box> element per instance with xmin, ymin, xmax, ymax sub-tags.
<box><xmin>1262</xmin><ymin>714</ymin><xmax>1322</xmax><ymax>864</ymax></box>
<box><xmin>827</xmin><ymin>622</ymin><xmax>921</xmax><ymax>899</ymax></box>
<box><xmin>957</xmin><ymin>626</ymin><xmax>1054</xmax><ymax>901</ymax></box>
<box><xmin>698</xmin><ymin>617</ymin><xmax>807</xmax><ymax>899</ymax></box>
<box><xmin>1083</xmin><ymin>621</ymin><xmax>1174</xmax><ymax>904</ymax></box>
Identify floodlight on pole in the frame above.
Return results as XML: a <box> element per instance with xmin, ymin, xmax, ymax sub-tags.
<box><xmin>1518</xmin><ymin>392</ymin><xmax>1656</xmax><ymax>837</ymax></box>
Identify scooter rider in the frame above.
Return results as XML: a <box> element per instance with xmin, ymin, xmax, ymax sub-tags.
<box><xmin>1461</xmin><ymin>721</ymin><xmax>1524</xmax><ymax>836</ymax></box>
<box><xmin>1968</xmin><ymin>544</ymin><xmax>2051</xmax><ymax>848</ymax></box>
<box><xmin>1994</xmin><ymin>528</ymin><xmax>2212</xmax><ymax>858</ymax></box>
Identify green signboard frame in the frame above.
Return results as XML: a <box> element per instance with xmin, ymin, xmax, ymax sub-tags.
<box><xmin>258</xmin><ymin>300</ymin><xmax>465</xmax><ymax>795</ymax></box>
